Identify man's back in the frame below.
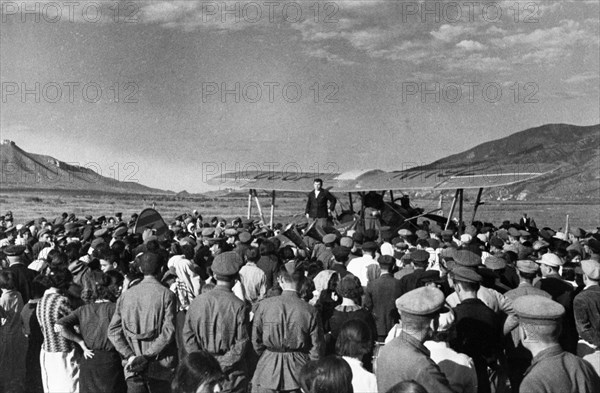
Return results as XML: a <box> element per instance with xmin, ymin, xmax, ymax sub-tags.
<box><xmin>376</xmin><ymin>332</ymin><xmax>454</xmax><ymax>393</ymax></box>
<box><xmin>364</xmin><ymin>274</ymin><xmax>402</xmax><ymax>339</ymax></box>
<box><xmin>183</xmin><ymin>286</ymin><xmax>248</xmax><ymax>356</ymax></box>
<box><xmin>573</xmin><ymin>285</ymin><xmax>600</xmax><ymax>347</ymax></box>
<box><xmin>520</xmin><ymin>345</ymin><xmax>600</xmax><ymax>393</ymax></box>
<box><xmin>347</xmin><ymin>254</ymin><xmax>377</xmax><ymax>286</ymax></box>
<box><xmin>252</xmin><ymin>290</ymin><xmax>323</xmax><ymax>391</ymax></box>
<box><xmin>108</xmin><ymin>276</ymin><xmax>177</xmax><ymax>380</ymax></box>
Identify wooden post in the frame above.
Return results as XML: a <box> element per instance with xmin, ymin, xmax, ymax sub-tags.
<box><xmin>458</xmin><ymin>189</ymin><xmax>464</xmax><ymax>235</ymax></box>
<box><xmin>471</xmin><ymin>187</ymin><xmax>484</xmax><ymax>223</ymax></box>
<box><xmin>253</xmin><ymin>190</ymin><xmax>265</xmax><ymax>225</ymax></box>
<box><xmin>445</xmin><ymin>189</ymin><xmax>459</xmax><ymax>230</ymax></box>
<box><xmin>389</xmin><ymin>190</ymin><xmax>394</xmax><ymax>203</ymax></box>
<box><xmin>247</xmin><ymin>190</ymin><xmax>253</xmax><ymax>219</ymax></box>
<box><xmin>270</xmin><ymin>190</ymin><xmax>276</xmax><ymax>229</ymax></box>
<box><xmin>348</xmin><ymin>193</ymin><xmax>354</xmax><ymax>212</ymax></box>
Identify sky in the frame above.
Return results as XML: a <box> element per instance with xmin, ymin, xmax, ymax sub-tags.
<box><xmin>1</xmin><ymin>0</ymin><xmax>599</xmax><ymax>192</ymax></box>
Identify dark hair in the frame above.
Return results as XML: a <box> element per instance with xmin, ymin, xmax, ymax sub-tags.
<box><xmin>64</xmin><ymin>242</ymin><xmax>82</xmax><ymax>262</ymax></box>
<box><xmin>0</xmin><ymin>271</ymin><xmax>16</xmax><ymax>290</ymax></box>
<box><xmin>279</xmin><ymin>246</ymin><xmax>295</xmax><ymax>261</ymax></box>
<box><xmin>246</xmin><ymin>247</ymin><xmax>260</xmax><ymax>263</ymax></box>
<box><xmin>40</xmin><ymin>267</ymin><xmax>73</xmax><ymax>290</ymax></box>
<box><xmin>416</xmin><ymin>239</ymin><xmax>429</xmax><ymax>248</ymax></box>
<box><xmin>299</xmin><ymin>356</ymin><xmax>353</xmax><ymax>393</ymax></box>
<box><xmin>298</xmin><ymin>275</ymin><xmax>315</xmax><ymax>303</ymax></box>
<box><xmin>385</xmin><ymin>381</ymin><xmax>428</xmax><ymax>393</ymax></box>
<box><xmin>336</xmin><ymin>319</ymin><xmax>373</xmax><ymax>358</ymax></box>
<box><xmin>336</xmin><ymin>274</ymin><xmax>363</xmax><ymax>302</ymax></box>
<box><xmin>171</xmin><ymin>351</ymin><xmax>225</xmax><ymax>393</ymax></box>
<box><xmin>259</xmin><ymin>240</ymin><xmax>276</xmax><ymax>256</ymax></box>
<box><xmin>181</xmin><ymin>244</ymin><xmax>195</xmax><ymax>260</ymax></box>
<box><xmin>99</xmin><ymin>249</ymin><xmax>117</xmax><ymax>264</ymax></box>
<box><xmin>519</xmin><ymin>270</ymin><xmax>537</xmax><ymax>281</ymax></box>
<box><xmin>138</xmin><ymin>252</ymin><xmax>162</xmax><ymax>275</ymax></box>
<box><xmin>97</xmin><ymin>270</ymin><xmax>124</xmax><ymax>302</ymax></box>
<box><xmin>314</xmin><ymin>178</ymin><xmax>323</xmax><ymax>185</ymax></box>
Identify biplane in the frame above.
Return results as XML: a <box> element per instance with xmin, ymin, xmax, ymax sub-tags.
<box><xmin>206</xmin><ymin>162</ymin><xmax>555</xmax><ymax>237</ymax></box>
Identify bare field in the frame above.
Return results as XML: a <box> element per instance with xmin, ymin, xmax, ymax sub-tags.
<box><xmin>1</xmin><ymin>191</ymin><xmax>598</xmax><ymax>231</ymax></box>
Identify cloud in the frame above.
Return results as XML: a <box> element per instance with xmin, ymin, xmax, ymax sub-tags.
<box><xmin>456</xmin><ymin>40</ymin><xmax>487</xmax><ymax>51</ymax></box>
<box><xmin>430</xmin><ymin>24</ymin><xmax>475</xmax><ymax>42</ymax></box>
<box><xmin>303</xmin><ymin>47</ymin><xmax>356</xmax><ymax>66</ymax></box>
<box><xmin>563</xmin><ymin>72</ymin><xmax>600</xmax><ymax>84</ymax></box>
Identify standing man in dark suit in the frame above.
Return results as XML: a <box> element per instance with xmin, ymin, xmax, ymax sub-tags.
<box><xmin>364</xmin><ymin>255</ymin><xmax>403</xmax><ymax>341</ymax></box>
<box><xmin>305</xmin><ymin>178</ymin><xmax>337</xmax><ymax>229</ymax></box>
<box><xmin>573</xmin><ymin>259</ymin><xmax>600</xmax><ymax>348</ymax></box>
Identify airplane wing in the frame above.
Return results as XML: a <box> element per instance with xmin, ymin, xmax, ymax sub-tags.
<box><xmin>207</xmin><ymin>164</ymin><xmax>555</xmax><ymax>192</ymax></box>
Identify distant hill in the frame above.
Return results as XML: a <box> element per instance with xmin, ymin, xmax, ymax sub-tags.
<box><xmin>418</xmin><ymin>124</ymin><xmax>599</xmax><ymax>201</ymax></box>
<box><xmin>0</xmin><ymin>140</ymin><xmax>169</xmax><ymax>195</ymax></box>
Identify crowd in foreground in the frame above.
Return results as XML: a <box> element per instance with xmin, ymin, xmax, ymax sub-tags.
<box><xmin>0</xmin><ymin>209</ymin><xmax>599</xmax><ymax>393</ymax></box>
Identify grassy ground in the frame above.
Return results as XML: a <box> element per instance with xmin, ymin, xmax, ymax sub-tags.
<box><xmin>1</xmin><ymin>191</ymin><xmax>598</xmax><ymax>231</ymax></box>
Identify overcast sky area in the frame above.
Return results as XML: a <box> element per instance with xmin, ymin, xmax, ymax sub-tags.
<box><xmin>1</xmin><ymin>0</ymin><xmax>599</xmax><ymax>192</ymax></box>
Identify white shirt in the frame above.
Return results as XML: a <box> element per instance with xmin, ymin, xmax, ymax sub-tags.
<box><xmin>346</xmin><ymin>254</ymin><xmax>378</xmax><ymax>286</ymax></box>
<box><xmin>342</xmin><ymin>356</ymin><xmax>377</xmax><ymax>393</ymax></box>
<box><xmin>424</xmin><ymin>341</ymin><xmax>478</xmax><ymax>393</ymax></box>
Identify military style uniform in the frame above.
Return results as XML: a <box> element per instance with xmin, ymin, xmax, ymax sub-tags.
<box><xmin>252</xmin><ymin>290</ymin><xmax>323</xmax><ymax>393</ymax></box>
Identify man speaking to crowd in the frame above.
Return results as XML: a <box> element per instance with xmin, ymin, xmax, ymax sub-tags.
<box><xmin>305</xmin><ymin>178</ymin><xmax>337</xmax><ymax>229</ymax></box>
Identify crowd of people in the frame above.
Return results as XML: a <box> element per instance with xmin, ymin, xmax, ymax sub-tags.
<box><xmin>0</xmin><ymin>205</ymin><xmax>599</xmax><ymax>393</ymax></box>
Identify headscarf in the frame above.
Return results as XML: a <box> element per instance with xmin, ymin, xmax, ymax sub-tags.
<box><xmin>168</xmin><ymin>255</ymin><xmax>201</xmax><ymax>310</ymax></box>
<box><xmin>310</xmin><ymin>270</ymin><xmax>337</xmax><ymax>306</ymax></box>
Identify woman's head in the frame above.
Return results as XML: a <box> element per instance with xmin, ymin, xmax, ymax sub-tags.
<box><xmin>97</xmin><ymin>270</ymin><xmax>124</xmax><ymax>302</ymax></box>
<box><xmin>335</xmin><ymin>319</ymin><xmax>373</xmax><ymax>359</ymax></box>
<box><xmin>0</xmin><ymin>270</ymin><xmax>16</xmax><ymax>290</ymax></box>
<box><xmin>299</xmin><ymin>356</ymin><xmax>353</xmax><ymax>393</ymax></box>
<box><xmin>336</xmin><ymin>274</ymin><xmax>363</xmax><ymax>302</ymax></box>
<box><xmin>171</xmin><ymin>351</ymin><xmax>225</xmax><ymax>393</ymax></box>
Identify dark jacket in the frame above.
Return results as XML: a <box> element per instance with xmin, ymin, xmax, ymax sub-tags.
<box><xmin>520</xmin><ymin>344</ymin><xmax>600</xmax><ymax>393</ymax></box>
<box><xmin>573</xmin><ymin>285</ymin><xmax>600</xmax><ymax>347</ymax></box>
<box><xmin>376</xmin><ymin>331</ymin><xmax>454</xmax><ymax>393</ymax></box>
<box><xmin>252</xmin><ymin>290</ymin><xmax>323</xmax><ymax>391</ymax></box>
<box><xmin>535</xmin><ymin>274</ymin><xmax>578</xmax><ymax>353</ymax></box>
<box><xmin>364</xmin><ymin>273</ymin><xmax>403</xmax><ymax>339</ymax></box>
<box><xmin>305</xmin><ymin>190</ymin><xmax>337</xmax><ymax>219</ymax></box>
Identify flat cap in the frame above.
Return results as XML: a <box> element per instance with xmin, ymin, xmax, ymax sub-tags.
<box><xmin>516</xmin><ymin>260</ymin><xmax>539</xmax><ymax>274</ymax></box>
<box><xmin>398</xmin><ymin>229</ymin><xmax>413</xmax><ymax>237</ymax></box>
<box><xmin>201</xmin><ymin>227</ymin><xmax>216</xmax><ymax>237</ymax></box>
<box><xmin>439</xmin><ymin>247</ymin><xmax>458</xmax><ymax>260</ymax></box>
<box><xmin>395</xmin><ymin>242</ymin><xmax>409</xmax><ymax>250</ymax></box>
<box><xmin>513</xmin><ymin>295</ymin><xmax>565</xmax><ymax>325</ymax></box>
<box><xmin>415</xmin><ymin>230</ymin><xmax>429</xmax><ymax>240</ymax></box>
<box><xmin>362</xmin><ymin>241</ymin><xmax>378</xmax><ymax>251</ymax></box>
<box><xmin>441</xmin><ymin>229</ymin><xmax>454</xmax><ymax>237</ymax></box>
<box><xmin>410</xmin><ymin>249</ymin><xmax>430</xmax><ymax>263</ymax></box>
<box><xmin>224</xmin><ymin>228</ymin><xmax>238</xmax><ymax>237</ymax></box>
<box><xmin>3</xmin><ymin>244</ymin><xmax>26</xmax><ymax>256</ymax></box>
<box><xmin>37</xmin><ymin>228</ymin><xmax>51</xmax><ymax>238</ymax></box>
<box><xmin>571</xmin><ymin>227</ymin><xmax>585</xmax><ymax>238</ymax></box>
<box><xmin>581</xmin><ymin>259</ymin><xmax>600</xmax><ymax>280</ymax></box>
<box><xmin>238</xmin><ymin>231</ymin><xmax>252</xmax><ymax>244</ymax></box>
<box><xmin>490</xmin><ymin>237</ymin><xmax>504</xmax><ymax>249</ymax></box>
<box><xmin>484</xmin><ymin>255</ymin><xmax>506</xmax><ymax>271</ymax></box>
<box><xmin>537</xmin><ymin>253</ymin><xmax>563</xmax><ymax>268</ymax></box>
<box><xmin>508</xmin><ymin>227</ymin><xmax>521</xmax><ymax>237</ymax></box>
<box><xmin>323</xmin><ymin>233</ymin><xmax>337</xmax><ymax>245</ymax></box>
<box><xmin>212</xmin><ymin>251</ymin><xmax>243</xmax><ymax>276</ymax></box>
<box><xmin>340</xmin><ymin>236</ymin><xmax>353</xmax><ymax>248</ymax></box>
<box><xmin>452</xmin><ymin>266</ymin><xmax>482</xmax><ymax>283</ymax></box>
<box><xmin>94</xmin><ymin>228</ymin><xmax>108</xmax><ymax>238</ymax></box>
<box><xmin>427</xmin><ymin>238</ymin><xmax>440</xmax><ymax>250</ymax></box>
<box><xmin>519</xmin><ymin>230</ymin><xmax>531</xmax><ymax>237</ymax></box>
<box><xmin>91</xmin><ymin>238</ymin><xmax>105</xmax><ymax>249</ymax></box>
<box><xmin>454</xmin><ymin>250</ymin><xmax>481</xmax><ymax>268</ymax></box>
<box><xmin>113</xmin><ymin>226</ymin><xmax>128</xmax><ymax>238</ymax></box>
<box><xmin>395</xmin><ymin>286</ymin><xmax>445</xmax><ymax>317</ymax></box>
<box><xmin>332</xmin><ymin>246</ymin><xmax>351</xmax><ymax>261</ymax></box>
